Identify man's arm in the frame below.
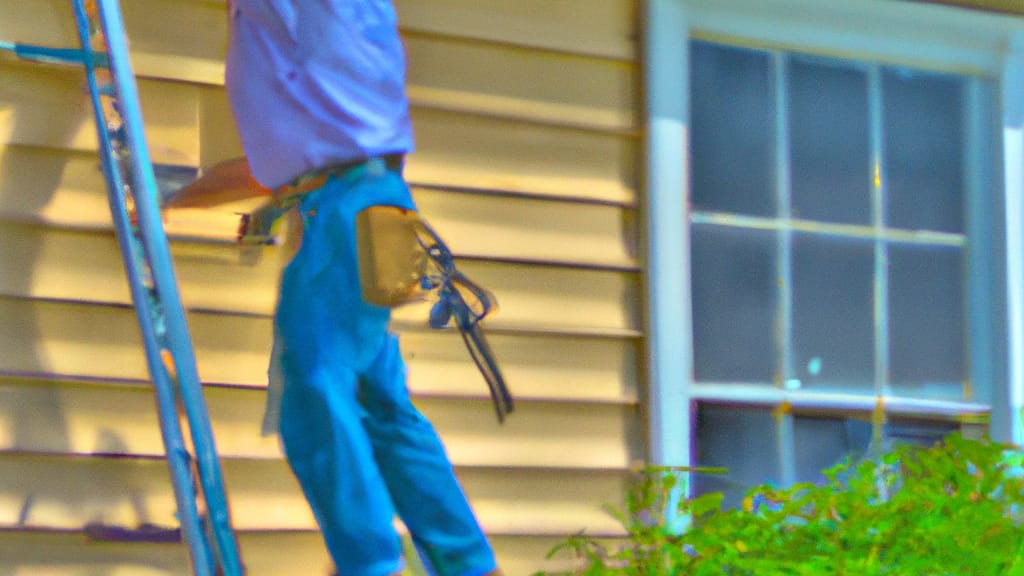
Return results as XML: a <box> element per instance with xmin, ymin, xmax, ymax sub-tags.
<box><xmin>164</xmin><ymin>156</ymin><xmax>272</xmax><ymax>209</ymax></box>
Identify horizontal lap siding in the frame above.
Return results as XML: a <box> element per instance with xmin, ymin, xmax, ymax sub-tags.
<box><xmin>0</xmin><ymin>297</ymin><xmax>640</xmax><ymax>401</ymax></box>
<box><xmin>0</xmin><ymin>0</ymin><xmax>641</xmax><ymax>573</ymax></box>
<box><xmin>0</xmin><ymin>452</ymin><xmax>627</xmax><ymax>534</ymax></box>
<box><xmin>0</xmin><ymin>374</ymin><xmax>638</xmax><ymax>468</ymax></box>
<box><xmin>0</xmin><ymin>530</ymin><xmax>574</xmax><ymax>576</ymax></box>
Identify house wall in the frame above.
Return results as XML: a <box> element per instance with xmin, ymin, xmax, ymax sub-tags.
<box><xmin>0</xmin><ymin>1</ymin><xmax>643</xmax><ymax>573</ymax></box>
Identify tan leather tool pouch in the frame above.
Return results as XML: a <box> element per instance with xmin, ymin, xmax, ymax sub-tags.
<box><xmin>356</xmin><ymin>205</ymin><xmax>428</xmax><ymax>308</ymax></box>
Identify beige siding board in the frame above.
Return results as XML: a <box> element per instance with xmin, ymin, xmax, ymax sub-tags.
<box><xmin>0</xmin><ymin>149</ymin><xmax>638</xmax><ymax>269</ymax></box>
<box><xmin>0</xmin><ymin>454</ymin><xmax>624</xmax><ymax>534</ymax></box>
<box><xmin>0</xmin><ymin>0</ymin><xmax>226</xmax><ymax>84</ymax></box>
<box><xmin>0</xmin><ymin>222</ymin><xmax>253</xmax><ymax>312</ymax></box>
<box><xmin>0</xmin><ymin>530</ymin><xmax>191</xmax><ymax>576</ymax></box>
<box><xmin>0</xmin><ymin>379</ymin><xmax>186</xmax><ymax>458</ymax></box>
<box><xmin>103</xmin><ymin>35</ymin><xmax>635</xmax><ymax>134</ymax></box>
<box><xmin>0</xmin><ymin>530</ymin><xmax>334</xmax><ymax>576</ymax></box>
<box><xmin>482</xmin><ymin>535</ymin><xmax>583</xmax><ymax>576</ymax></box>
<box><xmin>405</xmin><ymin>34</ymin><xmax>636</xmax><ymax>133</ymax></box>
<box><xmin>393</xmin><ymin>262</ymin><xmax>640</xmax><ymax>333</ymax></box>
<box><xmin>0</xmin><ymin>146</ymin><xmax>113</xmax><ymax>229</ymax></box>
<box><xmin>0</xmin><ymin>222</ymin><xmax>133</xmax><ymax>305</ymax></box>
<box><xmin>2</xmin><ymin>457</ymin><xmax>183</xmax><ymax>531</ymax></box>
<box><xmin>395</xmin><ymin>0</ymin><xmax>637</xmax><ymax>60</ymax></box>
<box><xmin>458</xmin><ymin>467</ymin><xmax>625</xmax><ymax>535</ymax></box>
<box><xmin>124</xmin><ymin>78</ymin><xmax>201</xmax><ymax>166</ymax></box>
<box><xmin>197</xmin><ymin>86</ymin><xmax>242</xmax><ymax>167</ymax></box>
<box><xmin>0</xmin><ymin>378</ymin><xmax>639</xmax><ymax>468</ymax></box>
<box><xmin>174</xmin><ymin>311</ymin><xmax>272</xmax><ymax>385</ymax></box>
<box><xmin>409</xmin><ymin>108</ymin><xmax>636</xmax><ymax>205</ymax></box>
<box><xmin>0</xmin><ymin>145</ymin><xmax>265</xmax><ymax>241</ymax></box>
<box><xmin>0</xmin><ymin>298</ymin><xmax>637</xmax><ymax>402</ymax></box>
<box><xmin>197</xmin><ymin>95</ymin><xmax>637</xmax><ymax>204</ymax></box>
<box><xmin>0</xmin><ymin>223</ymin><xmax>638</xmax><ymax>333</ymax></box>
<box><xmin>235</xmin><ymin>532</ymin><xmax>333</xmax><ymax>576</ymax></box>
<box><xmin>1</xmin><ymin>164</ymin><xmax>637</xmax><ymax>277</ymax></box>
<box><xmin>0</xmin><ymin>61</ymin><xmax>199</xmax><ymax>164</ymax></box>
<box><xmin>0</xmin><ymin>298</ymin><xmax>269</xmax><ymax>385</ymax></box>
<box><xmin>401</xmin><ymin>331</ymin><xmax>639</xmax><ymax>403</ymax></box>
<box><xmin>419</xmin><ymin>399</ymin><xmax>639</xmax><ymax>469</ymax></box>
<box><xmin>198</xmin><ymin>37</ymin><xmax>636</xmax><ymax>155</ymax></box>
<box><xmin>120</xmin><ymin>0</ymin><xmax>225</xmax><ymax>64</ymax></box>
<box><xmin>0</xmin><ymin>1</ymin><xmax>75</xmax><ymax>48</ymax></box>
<box><xmin>0</xmin><ymin>531</ymin><xmax>576</xmax><ymax>576</ymax></box>
<box><xmin>0</xmin><ymin>1</ymin><xmax>220</xmax><ymax>60</ymax></box>
<box><xmin>0</xmin><ymin>62</ymin><xmax>96</xmax><ymax>153</ymax></box>
<box><xmin>414</xmin><ymin>188</ymin><xmax>638</xmax><ymax>269</ymax></box>
<box><xmin>0</xmin><ymin>299</ymin><xmax>152</xmax><ymax>383</ymax></box>
<box><xmin>2</xmin><ymin>0</ymin><xmax>635</xmax><ymax>66</ymax></box>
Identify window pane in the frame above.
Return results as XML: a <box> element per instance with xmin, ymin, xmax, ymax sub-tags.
<box><xmin>692</xmin><ymin>225</ymin><xmax>776</xmax><ymax>383</ymax></box>
<box><xmin>690</xmin><ymin>40</ymin><xmax>775</xmax><ymax>216</ymax></box>
<box><xmin>794</xmin><ymin>415</ymin><xmax>873</xmax><ymax>484</ymax></box>
<box><xmin>789</xmin><ymin>57</ymin><xmax>871</xmax><ymax>225</ymax></box>
<box><xmin>889</xmin><ymin>244</ymin><xmax>966</xmax><ymax>399</ymax></box>
<box><xmin>884</xmin><ymin>418</ymin><xmax>959</xmax><ymax>448</ymax></box>
<box><xmin>792</xmin><ymin>234</ymin><xmax>875</xmax><ymax>391</ymax></box>
<box><xmin>793</xmin><ymin>416</ymin><xmax>958</xmax><ymax>484</ymax></box>
<box><xmin>883</xmin><ymin>69</ymin><xmax>965</xmax><ymax>233</ymax></box>
<box><xmin>694</xmin><ymin>404</ymin><xmax>778</xmax><ymax>508</ymax></box>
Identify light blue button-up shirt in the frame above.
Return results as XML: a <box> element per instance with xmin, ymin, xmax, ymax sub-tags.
<box><xmin>226</xmin><ymin>0</ymin><xmax>415</xmax><ymax>189</ymax></box>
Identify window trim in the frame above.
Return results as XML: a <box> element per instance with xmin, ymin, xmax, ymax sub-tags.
<box><xmin>998</xmin><ymin>32</ymin><xmax>1024</xmax><ymax>445</ymax></box>
<box><xmin>643</xmin><ymin>0</ymin><xmax>691</xmax><ymax>468</ymax></box>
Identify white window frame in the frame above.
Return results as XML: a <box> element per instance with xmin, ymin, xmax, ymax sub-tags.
<box><xmin>644</xmin><ymin>0</ymin><xmax>1024</xmax><ymax>474</ymax></box>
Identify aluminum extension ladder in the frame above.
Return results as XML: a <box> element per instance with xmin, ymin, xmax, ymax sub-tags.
<box><xmin>2</xmin><ymin>1</ymin><xmax>244</xmax><ymax>574</ymax></box>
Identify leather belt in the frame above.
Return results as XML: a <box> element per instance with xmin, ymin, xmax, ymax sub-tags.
<box><xmin>273</xmin><ymin>153</ymin><xmax>404</xmax><ymax>206</ymax></box>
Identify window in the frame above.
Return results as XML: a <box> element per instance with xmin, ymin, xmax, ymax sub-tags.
<box><xmin>688</xmin><ymin>39</ymin><xmax>995</xmax><ymax>503</ymax></box>
<box><xmin>643</xmin><ymin>0</ymin><xmax>1018</xmax><ymax>505</ymax></box>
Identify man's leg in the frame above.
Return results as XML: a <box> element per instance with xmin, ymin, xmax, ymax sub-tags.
<box><xmin>274</xmin><ymin>171</ymin><xmax>406</xmax><ymax>576</ymax></box>
<box><xmin>359</xmin><ymin>333</ymin><xmax>498</xmax><ymax>576</ymax></box>
<box><xmin>277</xmin><ymin>358</ymin><xmax>404</xmax><ymax>576</ymax></box>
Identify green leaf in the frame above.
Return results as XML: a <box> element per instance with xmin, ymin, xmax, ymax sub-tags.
<box><xmin>690</xmin><ymin>492</ymin><xmax>724</xmax><ymax>517</ymax></box>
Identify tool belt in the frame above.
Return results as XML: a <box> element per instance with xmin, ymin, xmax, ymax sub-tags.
<box><xmin>240</xmin><ymin>156</ymin><xmax>424</xmax><ymax>308</ymax></box>
<box><xmin>274</xmin><ymin>154</ymin><xmax>404</xmax><ymax>207</ymax></box>
<box><xmin>236</xmin><ymin>154</ymin><xmax>405</xmax><ymax>250</ymax></box>
<box><xmin>355</xmin><ymin>205</ymin><xmax>428</xmax><ymax>308</ymax></box>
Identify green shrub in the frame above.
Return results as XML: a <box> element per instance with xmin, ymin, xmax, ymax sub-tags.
<box><xmin>539</xmin><ymin>435</ymin><xmax>1024</xmax><ymax>575</ymax></box>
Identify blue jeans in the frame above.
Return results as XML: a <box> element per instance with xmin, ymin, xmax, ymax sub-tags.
<box><xmin>274</xmin><ymin>161</ymin><xmax>497</xmax><ymax>576</ymax></box>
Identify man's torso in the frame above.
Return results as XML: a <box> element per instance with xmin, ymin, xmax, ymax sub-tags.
<box><xmin>226</xmin><ymin>0</ymin><xmax>414</xmax><ymax>188</ymax></box>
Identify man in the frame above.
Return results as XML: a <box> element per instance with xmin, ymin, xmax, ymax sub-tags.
<box><xmin>167</xmin><ymin>2</ymin><xmax>501</xmax><ymax>575</ymax></box>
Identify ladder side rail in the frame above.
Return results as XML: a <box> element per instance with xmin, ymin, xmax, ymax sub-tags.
<box><xmin>69</xmin><ymin>2</ymin><xmax>215</xmax><ymax>574</ymax></box>
<box><xmin>87</xmin><ymin>1</ymin><xmax>244</xmax><ymax>573</ymax></box>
